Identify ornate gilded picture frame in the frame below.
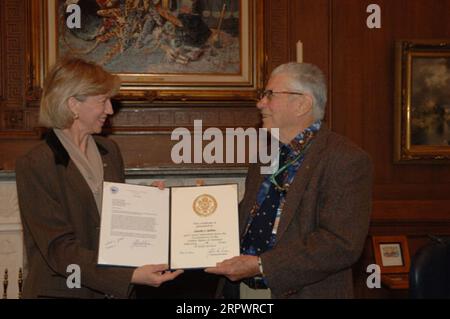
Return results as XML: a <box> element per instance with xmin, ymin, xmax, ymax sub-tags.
<box><xmin>27</xmin><ymin>0</ymin><xmax>264</xmax><ymax>102</ymax></box>
<box><xmin>394</xmin><ymin>40</ymin><xmax>450</xmax><ymax>163</ymax></box>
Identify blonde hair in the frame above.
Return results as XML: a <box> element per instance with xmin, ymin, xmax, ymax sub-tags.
<box><xmin>39</xmin><ymin>57</ymin><xmax>121</xmax><ymax>128</ymax></box>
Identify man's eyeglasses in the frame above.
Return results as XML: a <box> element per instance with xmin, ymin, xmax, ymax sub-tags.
<box><xmin>258</xmin><ymin>89</ymin><xmax>304</xmax><ymax>101</ymax></box>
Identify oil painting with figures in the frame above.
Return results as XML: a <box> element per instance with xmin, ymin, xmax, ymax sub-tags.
<box><xmin>410</xmin><ymin>57</ymin><xmax>450</xmax><ymax>146</ymax></box>
<box><xmin>58</xmin><ymin>0</ymin><xmax>241</xmax><ymax>74</ymax></box>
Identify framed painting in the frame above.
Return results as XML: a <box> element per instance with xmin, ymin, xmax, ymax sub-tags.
<box><xmin>27</xmin><ymin>0</ymin><xmax>264</xmax><ymax>101</ymax></box>
<box><xmin>394</xmin><ymin>40</ymin><xmax>450</xmax><ymax>163</ymax></box>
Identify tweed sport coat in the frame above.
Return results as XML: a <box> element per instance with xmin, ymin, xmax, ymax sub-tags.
<box><xmin>16</xmin><ymin>130</ymin><xmax>135</xmax><ymax>299</ymax></box>
<box><xmin>237</xmin><ymin>126</ymin><xmax>373</xmax><ymax>298</ymax></box>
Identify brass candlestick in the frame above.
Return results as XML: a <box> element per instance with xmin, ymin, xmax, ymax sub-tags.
<box><xmin>18</xmin><ymin>268</ymin><xmax>23</xmax><ymax>299</ymax></box>
<box><xmin>3</xmin><ymin>269</ymin><xmax>8</xmax><ymax>299</ymax></box>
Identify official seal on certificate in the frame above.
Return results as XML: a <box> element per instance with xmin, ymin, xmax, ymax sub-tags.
<box><xmin>193</xmin><ymin>194</ymin><xmax>217</xmax><ymax>217</ymax></box>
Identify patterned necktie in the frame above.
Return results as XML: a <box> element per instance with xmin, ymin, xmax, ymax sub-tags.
<box><xmin>241</xmin><ymin>145</ymin><xmax>289</xmax><ymax>255</ymax></box>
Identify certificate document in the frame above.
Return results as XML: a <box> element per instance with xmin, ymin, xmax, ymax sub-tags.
<box><xmin>98</xmin><ymin>182</ymin><xmax>170</xmax><ymax>267</ymax></box>
<box><xmin>170</xmin><ymin>184</ymin><xmax>240</xmax><ymax>269</ymax></box>
<box><xmin>98</xmin><ymin>183</ymin><xmax>239</xmax><ymax>269</ymax></box>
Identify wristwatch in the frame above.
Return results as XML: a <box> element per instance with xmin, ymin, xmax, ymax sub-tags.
<box><xmin>257</xmin><ymin>256</ymin><xmax>264</xmax><ymax>276</ymax></box>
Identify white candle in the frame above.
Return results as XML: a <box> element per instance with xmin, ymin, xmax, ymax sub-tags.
<box><xmin>296</xmin><ymin>41</ymin><xmax>303</xmax><ymax>63</ymax></box>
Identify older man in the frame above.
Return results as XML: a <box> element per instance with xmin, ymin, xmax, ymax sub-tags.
<box><xmin>206</xmin><ymin>62</ymin><xmax>373</xmax><ymax>299</ymax></box>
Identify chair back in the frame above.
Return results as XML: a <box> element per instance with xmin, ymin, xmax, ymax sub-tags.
<box><xmin>409</xmin><ymin>238</ymin><xmax>450</xmax><ymax>298</ymax></box>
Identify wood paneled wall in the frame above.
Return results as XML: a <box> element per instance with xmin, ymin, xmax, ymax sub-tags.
<box><xmin>268</xmin><ymin>2</ymin><xmax>450</xmax><ymax>294</ymax></box>
<box><xmin>327</xmin><ymin>0</ymin><xmax>450</xmax><ymax>298</ymax></box>
<box><xmin>1</xmin><ymin>0</ymin><xmax>450</xmax><ymax>298</ymax></box>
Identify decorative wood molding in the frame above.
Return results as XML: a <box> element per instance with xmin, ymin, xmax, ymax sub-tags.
<box><xmin>374</xmin><ymin>184</ymin><xmax>450</xmax><ymax>201</ymax></box>
<box><xmin>106</xmin><ymin>103</ymin><xmax>260</xmax><ymax>134</ymax></box>
<box><xmin>370</xmin><ymin>200</ymin><xmax>450</xmax><ymax>236</ymax></box>
<box><xmin>4</xmin><ymin>0</ymin><xmax>24</xmax><ymax>109</ymax></box>
<box><xmin>3</xmin><ymin>110</ymin><xmax>24</xmax><ymax>129</ymax></box>
<box><xmin>372</xmin><ymin>200</ymin><xmax>450</xmax><ymax>222</ymax></box>
<box><xmin>24</xmin><ymin>0</ymin><xmax>42</xmax><ymax>105</ymax></box>
<box><xmin>0</xmin><ymin>1</ymin><xmax>41</xmax><ymax>138</ymax></box>
<box><xmin>0</xmin><ymin>2</ymin><xmax>4</xmax><ymax>102</ymax></box>
<box><xmin>0</xmin><ymin>108</ymin><xmax>41</xmax><ymax>138</ymax></box>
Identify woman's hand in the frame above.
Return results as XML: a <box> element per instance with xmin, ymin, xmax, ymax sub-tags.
<box><xmin>150</xmin><ymin>180</ymin><xmax>165</xmax><ymax>190</ymax></box>
<box><xmin>131</xmin><ymin>264</ymin><xmax>183</xmax><ymax>287</ymax></box>
<box><xmin>196</xmin><ymin>179</ymin><xmax>205</xmax><ymax>186</ymax></box>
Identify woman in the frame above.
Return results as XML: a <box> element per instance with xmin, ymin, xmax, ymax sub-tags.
<box><xmin>15</xmin><ymin>58</ymin><xmax>182</xmax><ymax>298</ymax></box>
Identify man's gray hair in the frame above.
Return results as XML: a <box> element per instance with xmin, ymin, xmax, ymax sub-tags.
<box><xmin>271</xmin><ymin>62</ymin><xmax>327</xmax><ymax>121</ymax></box>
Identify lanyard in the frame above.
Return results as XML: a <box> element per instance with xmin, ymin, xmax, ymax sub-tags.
<box><xmin>269</xmin><ymin>140</ymin><xmax>313</xmax><ymax>192</ymax></box>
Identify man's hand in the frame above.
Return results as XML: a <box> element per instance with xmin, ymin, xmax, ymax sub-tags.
<box><xmin>204</xmin><ymin>255</ymin><xmax>260</xmax><ymax>281</ymax></box>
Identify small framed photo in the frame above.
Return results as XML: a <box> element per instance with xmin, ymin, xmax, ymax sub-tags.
<box><xmin>372</xmin><ymin>236</ymin><xmax>411</xmax><ymax>274</ymax></box>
